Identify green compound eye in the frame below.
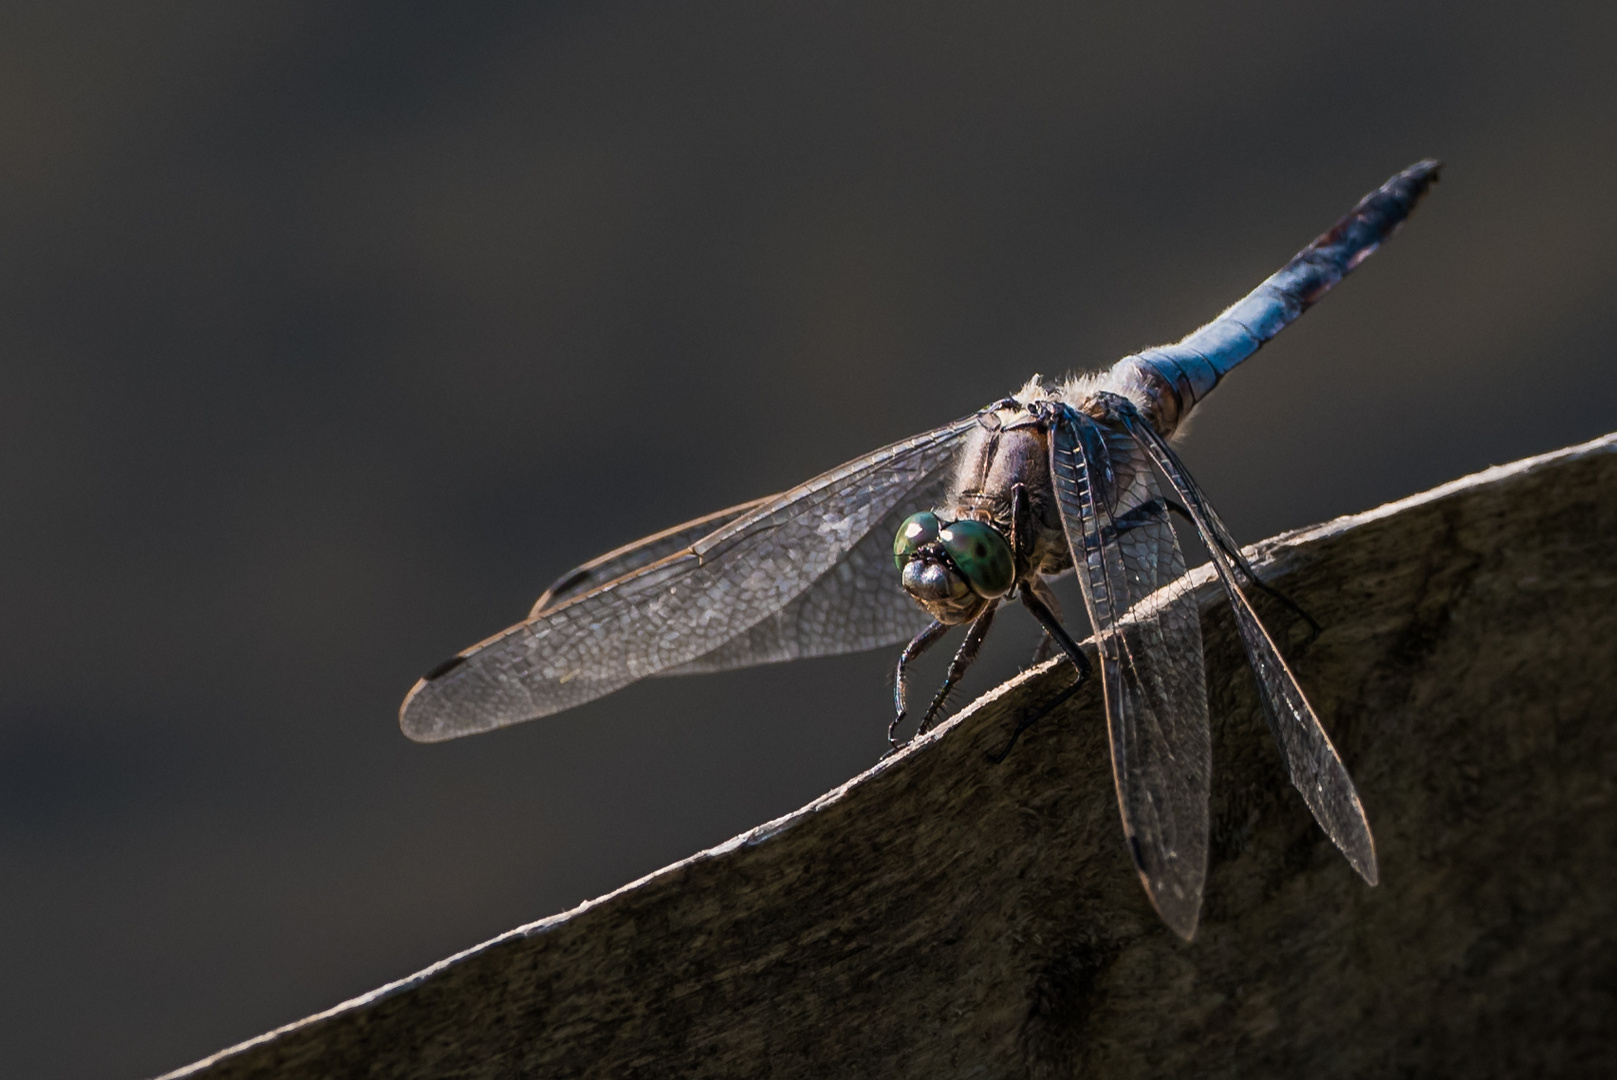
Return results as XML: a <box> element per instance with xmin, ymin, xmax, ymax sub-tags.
<box><xmin>938</xmin><ymin>519</ymin><xmax>1015</xmax><ymax>598</ymax></box>
<box><xmin>893</xmin><ymin>511</ymin><xmax>942</xmax><ymax>571</ymax></box>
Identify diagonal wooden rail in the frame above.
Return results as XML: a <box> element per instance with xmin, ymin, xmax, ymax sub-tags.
<box><xmin>161</xmin><ymin>433</ymin><xmax>1617</xmax><ymax>1080</ymax></box>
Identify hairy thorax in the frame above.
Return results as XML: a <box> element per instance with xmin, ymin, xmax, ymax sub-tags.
<box><xmin>943</xmin><ymin>402</ymin><xmax>1074</xmax><ymax>581</ymax></box>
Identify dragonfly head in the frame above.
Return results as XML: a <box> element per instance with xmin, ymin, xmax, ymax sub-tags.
<box><xmin>893</xmin><ymin>511</ymin><xmax>1015</xmax><ymax>623</ymax></box>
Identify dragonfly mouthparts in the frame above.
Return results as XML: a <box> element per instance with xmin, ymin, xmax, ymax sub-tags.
<box><xmin>902</xmin><ymin>554</ymin><xmax>970</xmax><ymax>602</ymax></box>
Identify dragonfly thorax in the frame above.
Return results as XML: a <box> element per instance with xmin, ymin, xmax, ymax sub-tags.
<box><xmin>946</xmin><ymin>404</ymin><xmax>1072</xmax><ymax>576</ymax></box>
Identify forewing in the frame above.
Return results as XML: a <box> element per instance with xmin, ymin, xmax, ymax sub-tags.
<box><xmin>400</xmin><ymin>415</ymin><xmax>979</xmax><ymax>742</ymax></box>
<box><xmin>660</xmin><ymin>466</ymin><xmax>953</xmax><ymax>675</ymax></box>
<box><xmin>530</xmin><ymin>489</ymin><xmax>940</xmax><ymax>677</ymax></box>
<box><xmin>1049</xmin><ymin>406</ymin><xmax>1211</xmax><ymax>940</ymax></box>
<box><xmin>1119</xmin><ymin>406</ymin><xmax>1378</xmax><ymax>885</ymax></box>
<box><xmin>530</xmin><ymin>498</ymin><xmax>773</xmax><ymax>616</ymax></box>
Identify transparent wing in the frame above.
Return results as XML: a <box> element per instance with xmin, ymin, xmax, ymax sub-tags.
<box><xmin>1115</xmin><ymin>402</ymin><xmax>1378</xmax><ymax>885</ymax></box>
<box><xmin>1049</xmin><ymin>406</ymin><xmax>1211</xmax><ymax>940</ymax></box>
<box><xmin>400</xmin><ymin>415</ymin><xmax>980</xmax><ymax>742</ymax></box>
<box><xmin>529</xmin><ymin>493</ymin><xmax>943</xmax><ymax>678</ymax></box>
<box><xmin>659</xmin><ymin>470</ymin><xmax>950</xmax><ymax>675</ymax></box>
<box><xmin>530</xmin><ymin>498</ymin><xmax>774</xmax><ymax>617</ymax></box>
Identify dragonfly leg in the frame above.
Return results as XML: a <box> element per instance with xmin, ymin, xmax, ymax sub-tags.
<box><xmin>1026</xmin><ymin>576</ymin><xmax>1064</xmax><ymax>665</ymax></box>
<box><xmin>889</xmin><ymin>619</ymin><xmax>949</xmax><ymax>750</ymax></box>
<box><xmin>1020</xmin><ymin>588</ymin><xmax>1090</xmax><ymax>682</ymax></box>
<box><xmin>1010</xmin><ymin>483</ymin><xmax>1064</xmax><ymax>664</ymax></box>
<box><xmin>1009</xmin><ymin>482</ymin><xmax>1031</xmax><ymax>564</ymax></box>
<box><xmin>1161</xmin><ymin>499</ymin><xmax>1322</xmax><ymax>644</ymax></box>
<box><xmin>915</xmin><ymin>603</ymin><xmax>999</xmax><ymax>738</ymax></box>
<box><xmin>989</xmin><ymin>588</ymin><xmax>1092</xmax><ymax>764</ymax></box>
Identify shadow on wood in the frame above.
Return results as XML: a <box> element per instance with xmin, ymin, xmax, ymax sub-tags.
<box><xmin>162</xmin><ymin>433</ymin><xmax>1617</xmax><ymax>1080</ymax></box>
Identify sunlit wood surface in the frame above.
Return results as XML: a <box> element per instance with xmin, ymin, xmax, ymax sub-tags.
<box><xmin>162</xmin><ymin>433</ymin><xmax>1617</xmax><ymax>1080</ymax></box>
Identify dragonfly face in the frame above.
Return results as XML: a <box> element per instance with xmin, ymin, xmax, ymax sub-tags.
<box><xmin>892</xmin><ymin>511</ymin><xmax>1003</xmax><ymax>624</ymax></box>
<box><xmin>400</xmin><ymin>160</ymin><xmax>1441</xmax><ymax>941</ymax></box>
<box><xmin>893</xmin><ymin>402</ymin><xmax>1076</xmax><ymax>626</ymax></box>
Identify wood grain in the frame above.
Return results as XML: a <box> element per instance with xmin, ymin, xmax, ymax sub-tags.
<box><xmin>161</xmin><ymin>433</ymin><xmax>1617</xmax><ymax>1080</ymax></box>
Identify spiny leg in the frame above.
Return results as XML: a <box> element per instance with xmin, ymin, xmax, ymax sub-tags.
<box><xmin>916</xmin><ymin>602</ymin><xmax>999</xmax><ymax>737</ymax></box>
<box><xmin>1009</xmin><ymin>481</ymin><xmax>1032</xmax><ymax>564</ymax></box>
<box><xmin>1161</xmin><ymin>498</ymin><xmax>1321</xmax><ymax>643</ymax></box>
<box><xmin>988</xmin><ymin>587</ymin><xmax>1093</xmax><ymax>764</ymax></box>
<box><xmin>889</xmin><ymin>619</ymin><xmax>949</xmax><ymax>750</ymax></box>
<box><xmin>1008</xmin><ymin>482</ymin><xmax>1063</xmax><ymax>665</ymax></box>
<box><xmin>1027</xmin><ymin>576</ymin><xmax>1064</xmax><ymax>665</ymax></box>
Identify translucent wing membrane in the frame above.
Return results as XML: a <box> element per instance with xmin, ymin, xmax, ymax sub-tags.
<box><xmin>527</xmin><ymin>493</ymin><xmax>946</xmax><ymax>677</ymax></box>
<box><xmin>660</xmin><ymin>477</ymin><xmax>950</xmax><ymax>675</ymax></box>
<box><xmin>1114</xmin><ymin>402</ymin><xmax>1378</xmax><ymax>885</ymax></box>
<box><xmin>1049</xmin><ymin>405</ymin><xmax>1211</xmax><ymax>940</ymax></box>
<box><xmin>529</xmin><ymin>498</ymin><xmax>774</xmax><ymax>617</ymax></box>
<box><xmin>399</xmin><ymin>416</ymin><xmax>980</xmax><ymax>742</ymax></box>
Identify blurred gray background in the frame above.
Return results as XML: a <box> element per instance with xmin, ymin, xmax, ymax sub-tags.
<box><xmin>2</xmin><ymin>2</ymin><xmax>1614</xmax><ymax>1077</ymax></box>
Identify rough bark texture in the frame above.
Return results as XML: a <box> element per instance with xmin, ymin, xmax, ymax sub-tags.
<box><xmin>161</xmin><ymin>434</ymin><xmax>1617</xmax><ymax>1080</ymax></box>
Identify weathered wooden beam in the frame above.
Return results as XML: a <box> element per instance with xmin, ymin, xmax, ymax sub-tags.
<box><xmin>160</xmin><ymin>432</ymin><xmax>1617</xmax><ymax>1080</ymax></box>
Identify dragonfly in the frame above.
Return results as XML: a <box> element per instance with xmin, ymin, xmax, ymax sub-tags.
<box><xmin>401</xmin><ymin>161</ymin><xmax>1440</xmax><ymax>939</ymax></box>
